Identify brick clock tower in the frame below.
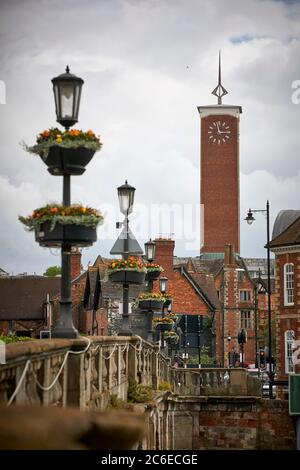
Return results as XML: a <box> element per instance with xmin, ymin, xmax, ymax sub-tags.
<box><xmin>198</xmin><ymin>54</ymin><xmax>242</xmax><ymax>256</ymax></box>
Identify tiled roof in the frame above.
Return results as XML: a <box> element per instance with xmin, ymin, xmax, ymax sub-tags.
<box><xmin>188</xmin><ymin>272</ymin><xmax>221</xmax><ymax>310</ymax></box>
<box><xmin>174</xmin><ymin>257</ymin><xmax>223</xmax><ymax>276</ymax></box>
<box><xmin>0</xmin><ymin>276</ymin><xmax>60</xmax><ymax>320</ymax></box>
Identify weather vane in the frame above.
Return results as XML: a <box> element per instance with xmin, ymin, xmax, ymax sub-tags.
<box><xmin>211</xmin><ymin>51</ymin><xmax>228</xmax><ymax>105</ymax></box>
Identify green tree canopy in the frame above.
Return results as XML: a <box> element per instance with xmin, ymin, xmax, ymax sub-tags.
<box><xmin>43</xmin><ymin>265</ymin><xmax>61</xmax><ymax>277</ymax></box>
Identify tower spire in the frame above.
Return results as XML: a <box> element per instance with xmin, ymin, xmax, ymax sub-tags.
<box><xmin>211</xmin><ymin>50</ymin><xmax>228</xmax><ymax>105</ymax></box>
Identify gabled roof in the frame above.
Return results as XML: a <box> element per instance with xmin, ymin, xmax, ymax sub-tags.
<box><xmin>174</xmin><ymin>257</ymin><xmax>223</xmax><ymax>277</ymax></box>
<box><xmin>0</xmin><ymin>276</ymin><xmax>60</xmax><ymax>320</ymax></box>
<box><xmin>180</xmin><ymin>267</ymin><xmax>221</xmax><ymax>311</ymax></box>
<box><xmin>269</xmin><ymin>215</ymin><xmax>300</xmax><ymax>249</ymax></box>
<box><xmin>83</xmin><ymin>268</ymin><xmax>101</xmax><ymax>310</ymax></box>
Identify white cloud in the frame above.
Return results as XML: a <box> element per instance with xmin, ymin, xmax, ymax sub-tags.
<box><xmin>1</xmin><ymin>0</ymin><xmax>300</xmax><ymax>272</ymax></box>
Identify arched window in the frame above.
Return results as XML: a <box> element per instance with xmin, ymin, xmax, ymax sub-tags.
<box><xmin>285</xmin><ymin>329</ymin><xmax>295</xmax><ymax>373</ymax></box>
<box><xmin>284</xmin><ymin>263</ymin><xmax>294</xmax><ymax>306</ymax></box>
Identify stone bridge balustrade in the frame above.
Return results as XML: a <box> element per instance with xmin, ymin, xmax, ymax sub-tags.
<box><xmin>171</xmin><ymin>367</ymin><xmax>261</xmax><ymax>397</ymax></box>
<box><xmin>0</xmin><ymin>336</ymin><xmax>170</xmax><ymax>410</ymax></box>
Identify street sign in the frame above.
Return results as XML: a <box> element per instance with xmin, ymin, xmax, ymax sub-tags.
<box><xmin>289</xmin><ymin>374</ymin><xmax>300</xmax><ymax>415</ymax></box>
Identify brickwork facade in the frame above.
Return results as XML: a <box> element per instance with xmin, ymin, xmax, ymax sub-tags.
<box><xmin>272</xmin><ymin>251</ymin><xmax>300</xmax><ymax>379</ymax></box>
<box><xmin>153</xmin><ymin>238</ymin><xmax>216</xmax><ymax>316</ymax></box>
<box><xmin>214</xmin><ymin>256</ymin><xmax>257</xmax><ymax>366</ymax></box>
<box><xmin>200</xmin><ymin>111</ymin><xmax>241</xmax><ymax>254</ymax></box>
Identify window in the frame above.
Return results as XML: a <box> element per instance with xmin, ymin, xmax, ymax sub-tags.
<box><xmin>284</xmin><ymin>263</ymin><xmax>294</xmax><ymax>306</ymax></box>
<box><xmin>239</xmin><ymin>290</ymin><xmax>251</xmax><ymax>302</ymax></box>
<box><xmin>285</xmin><ymin>330</ymin><xmax>295</xmax><ymax>373</ymax></box>
<box><xmin>237</xmin><ymin>270</ymin><xmax>244</xmax><ymax>282</ymax></box>
<box><xmin>241</xmin><ymin>310</ymin><xmax>252</xmax><ymax>329</ymax></box>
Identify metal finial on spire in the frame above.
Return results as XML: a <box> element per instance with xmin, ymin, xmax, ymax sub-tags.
<box><xmin>211</xmin><ymin>51</ymin><xmax>228</xmax><ymax>105</ymax></box>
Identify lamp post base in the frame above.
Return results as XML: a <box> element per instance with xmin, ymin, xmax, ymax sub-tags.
<box><xmin>118</xmin><ymin>329</ymin><xmax>133</xmax><ymax>337</ymax></box>
<box><xmin>51</xmin><ymin>326</ymin><xmax>79</xmax><ymax>339</ymax></box>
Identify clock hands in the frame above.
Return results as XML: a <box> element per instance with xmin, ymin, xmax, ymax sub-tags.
<box><xmin>216</xmin><ymin>122</ymin><xmax>230</xmax><ymax>134</ymax></box>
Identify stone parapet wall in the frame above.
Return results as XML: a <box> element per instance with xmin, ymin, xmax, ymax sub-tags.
<box><xmin>170</xmin><ymin>367</ymin><xmax>261</xmax><ymax>397</ymax></box>
<box><xmin>0</xmin><ymin>336</ymin><xmax>170</xmax><ymax>409</ymax></box>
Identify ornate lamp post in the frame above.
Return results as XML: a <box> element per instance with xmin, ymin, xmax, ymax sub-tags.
<box><xmin>52</xmin><ymin>67</ymin><xmax>83</xmax><ymax>338</ymax></box>
<box><xmin>159</xmin><ymin>276</ymin><xmax>169</xmax><ymax>350</ymax></box>
<box><xmin>117</xmin><ymin>181</ymin><xmax>136</xmax><ymax>336</ymax></box>
<box><xmin>21</xmin><ymin>66</ymin><xmax>101</xmax><ymax>339</ymax></box>
<box><xmin>144</xmin><ymin>238</ymin><xmax>156</xmax><ymax>342</ymax></box>
<box><xmin>245</xmin><ymin>201</ymin><xmax>274</xmax><ymax>398</ymax></box>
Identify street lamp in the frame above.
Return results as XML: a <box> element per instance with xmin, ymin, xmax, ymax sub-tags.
<box><xmin>51</xmin><ymin>67</ymin><xmax>84</xmax><ymax>338</ymax></box>
<box><xmin>159</xmin><ymin>276</ymin><xmax>168</xmax><ymax>295</ymax></box>
<box><xmin>159</xmin><ymin>276</ymin><xmax>169</xmax><ymax>351</ymax></box>
<box><xmin>245</xmin><ymin>201</ymin><xmax>274</xmax><ymax>398</ymax></box>
<box><xmin>52</xmin><ymin>66</ymin><xmax>84</xmax><ymax>130</ymax></box>
<box><xmin>145</xmin><ymin>239</ymin><xmax>156</xmax><ymax>263</ymax></box>
<box><xmin>117</xmin><ymin>180</ymin><xmax>135</xmax><ymax>216</ymax></box>
<box><xmin>117</xmin><ymin>180</ymin><xmax>136</xmax><ymax>335</ymax></box>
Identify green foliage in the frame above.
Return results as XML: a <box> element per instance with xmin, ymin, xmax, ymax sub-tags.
<box><xmin>43</xmin><ymin>265</ymin><xmax>61</xmax><ymax>277</ymax></box>
<box><xmin>203</xmin><ymin>315</ymin><xmax>214</xmax><ymax>330</ymax></box>
<box><xmin>158</xmin><ymin>381</ymin><xmax>172</xmax><ymax>391</ymax></box>
<box><xmin>127</xmin><ymin>379</ymin><xmax>153</xmax><ymax>403</ymax></box>
<box><xmin>0</xmin><ymin>335</ymin><xmax>33</xmax><ymax>344</ymax></box>
<box><xmin>108</xmin><ymin>394</ymin><xmax>126</xmax><ymax>409</ymax></box>
<box><xmin>188</xmin><ymin>346</ymin><xmax>214</xmax><ymax>366</ymax></box>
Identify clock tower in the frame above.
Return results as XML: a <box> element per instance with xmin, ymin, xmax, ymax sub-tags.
<box><xmin>198</xmin><ymin>53</ymin><xmax>242</xmax><ymax>256</ymax></box>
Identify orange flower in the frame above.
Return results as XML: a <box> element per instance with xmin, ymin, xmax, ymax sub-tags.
<box><xmin>41</xmin><ymin>130</ymin><xmax>50</xmax><ymax>138</ymax></box>
<box><xmin>50</xmin><ymin>207</ymin><xmax>58</xmax><ymax>214</ymax></box>
<box><xmin>70</xmin><ymin>129</ymin><xmax>80</xmax><ymax>136</ymax></box>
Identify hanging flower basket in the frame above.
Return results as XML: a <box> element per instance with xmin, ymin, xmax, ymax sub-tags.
<box><xmin>145</xmin><ymin>263</ymin><xmax>163</xmax><ymax>281</ymax></box>
<box><xmin>153</xmin><ymin>317</ymin><xmax>174</xmax><ymax>332</ymax></box>
<box><xmin>107</xmin><ymin>258</ymin><xmax>146</xmax><ymax>285</ymax></box>
<box><xmin>137</xmin><ymin>292</ymin><xmax>165</xmax><ymax>311</ymax></box>
<box><xmin>164</xmin><ymin>331</ymin><xmax>179</xmax><ymax>344</ymax></box>
<box><xmin>163</xmin><ymin>295</ymin><xmax>173</xmax><ymax>308</ymax></box>
<box><xmin>22</xmin><ymin>128</ymin><xmax>102</xmax><ymax>175</ymax></box>
<box><xmin>19</xmin><ymin>204</ymin><xmax>103</xmax><ymax>247</ymax></box>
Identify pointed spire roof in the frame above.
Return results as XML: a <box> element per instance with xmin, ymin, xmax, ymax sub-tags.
<box><xmin>211</xmin><ymin>50</ymin><xmax>228</xmax><ymax>105</ymax></box>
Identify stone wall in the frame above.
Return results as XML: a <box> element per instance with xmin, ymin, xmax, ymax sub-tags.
<box><xmin>145</xmin><ymin>395</ymin><xmax>296</xmax><ymax>450</ymax></box>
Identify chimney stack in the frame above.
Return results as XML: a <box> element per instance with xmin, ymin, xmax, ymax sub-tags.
<box><xmin>71</xmin><ymin>247</ymin><xmax>82</xmax><ymax>280</ymax></box>
<box><xmin>153</xmin><ymin>238</ymin><xmax>175</xmax><ymax>280</ymax></box>
<box><xmin>224</xmin><ymin>244</ymin><xmax>235</xmax><ymax>266</ymax></box>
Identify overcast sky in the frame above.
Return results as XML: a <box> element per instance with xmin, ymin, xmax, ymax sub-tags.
<box><xmin>1</xmin><ymin>0</ymin><xmax>300</xmax><ymax>274</ymax></box>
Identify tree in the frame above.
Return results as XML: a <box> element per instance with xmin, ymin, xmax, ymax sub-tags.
<box><xmin>43</xmin><ymin>266</ymin><xmax>61</xmax><ymax>277</ymax></box>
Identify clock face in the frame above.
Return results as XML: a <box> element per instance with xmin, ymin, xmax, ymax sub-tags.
<box><xmin>208</xmin><ymin>120</ymin><xmax>231</xmax><ymax>144</ymax></box>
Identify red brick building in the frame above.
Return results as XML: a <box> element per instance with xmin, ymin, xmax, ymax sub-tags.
<box><xmin>269</xmin><ymin>212</ymin><xmax>300</xmax><ymax>379</ymax></box>
<box><xmin>198</xmin><ymin>99</ymin><xmax>242</xmax><ymax>254</ymax></box>
<box><xmin>151</xmin><ymin>238</ymin><xmax>267</xmax><ymax>366</ymax></box>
